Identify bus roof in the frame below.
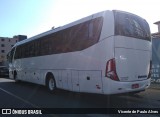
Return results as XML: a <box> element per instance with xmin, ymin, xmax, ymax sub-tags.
<box><xmin>13</xmin><ymin>10</ymin><xmax>106</xmax><ymax>48</ymax></box>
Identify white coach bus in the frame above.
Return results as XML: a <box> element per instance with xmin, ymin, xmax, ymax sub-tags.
<box><xmin>7</xmin><ymin>10</ymin><xmax>151</xmax><ymax>95</ymax></box>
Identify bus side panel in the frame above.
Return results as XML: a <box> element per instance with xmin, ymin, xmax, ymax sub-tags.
<box><xmin>71</xmin><ymin>70</ymin><xmax>80</xmax><ymax>92</ymax></box>
<box><xmin>54</xmin><ymin>70</ymin><xmax>62</xmax><ymax>89</ymax></box>
<box><xmin>13</xmin><ymin>58</ymin><xmax>44</xmax><ymax>85</ymax></box>
<box><xmin>77</xmin><ymin>36</ymin><xmax>114</xmax><ymax>94</ymax></box>
<box><xmin>79</xmin><ymin>70</ymin><xmax>102</xmax><ymax>93</ymax></box>
<box><xmin>61</xmin><ymin>70</ymin><xmax>72</xmax><ymax>91</ymax></box>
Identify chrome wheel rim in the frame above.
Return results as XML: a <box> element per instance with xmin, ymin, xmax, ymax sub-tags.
<box><xmin>49</xmin><ymin>78</ymin><xmax>55</xmax><ymax>91</ymax></box>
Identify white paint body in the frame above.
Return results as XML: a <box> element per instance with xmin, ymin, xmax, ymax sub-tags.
<box><xmin>8</xmin><ymin>10</ymin><xmax>151</xmax><ymax>95</ymax></box>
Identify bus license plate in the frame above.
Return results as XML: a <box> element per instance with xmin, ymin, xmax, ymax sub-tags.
<box><xmin>132</xmin><ymin>84</ymin><xmax>139</xmax><ymax>89</ymax></box>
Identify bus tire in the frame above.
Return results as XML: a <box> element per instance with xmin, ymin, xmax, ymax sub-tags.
<box><xmin>46</xmin><ymin>74</ymin><xmax>56</xmax><ymax>93</ymax></box>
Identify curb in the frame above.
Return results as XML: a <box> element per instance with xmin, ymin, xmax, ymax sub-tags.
<box><xmin>149</xmin><ymin>83</ymin><xmax>160</xmax><ymax>90</ymax></box>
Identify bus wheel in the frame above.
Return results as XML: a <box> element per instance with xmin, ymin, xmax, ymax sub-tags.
<box><xmin>47</xmin><ymin>76</ymin><xmax>56</xmax><ymax>93</ymax></box>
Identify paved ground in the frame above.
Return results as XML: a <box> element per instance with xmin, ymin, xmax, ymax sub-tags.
<box><xmin>0</xmin><ymin>78</ymin><xmax>160</xmax><ymax>117</ymax></box>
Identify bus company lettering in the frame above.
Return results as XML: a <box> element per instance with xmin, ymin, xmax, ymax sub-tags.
<box><xmin>12</xmin><ymin>109</ymin><xmax>42</xmax><ymax>114</ymax></box>
<box><xmin>28</xmin><ymin>110</ymin><xmax>42</xmax><ymax>114</ymax></box>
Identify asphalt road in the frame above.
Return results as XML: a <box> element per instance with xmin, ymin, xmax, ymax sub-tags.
<box><xmin>0</xmin><ymin>78</ymin><xmax>160</xmax><ymax>117</ymax></box>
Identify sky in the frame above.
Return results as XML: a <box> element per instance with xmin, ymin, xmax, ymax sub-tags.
<box><xmin>0</xmin><ymin>0</ymin><xmax>160</xmax><ymax>38</ymax></box>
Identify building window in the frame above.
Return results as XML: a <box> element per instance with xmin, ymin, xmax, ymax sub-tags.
<box><xmin>9</xmin><ymin>39</ymin><xmax>11</xmax><ymax>42</ymax></box>
<box><xmin>1</xmin><ymin>50</ymin><xmax>5</xmax><ymax>53</ymax></box>
<box><xmin>1</xmin><ymin>44</ymin><xmax>5</xmax><ymax>47</ymax></box>
<box><xmin>1</xmin><ymin>38</ymin><xmax>4</xmax><ymax>41</ymax></box>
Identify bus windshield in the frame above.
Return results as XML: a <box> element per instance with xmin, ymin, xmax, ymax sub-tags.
<box><xmin>114</xmin><ymin>11</ymin><xmax>151</xmax><ymax>41</ymax></box>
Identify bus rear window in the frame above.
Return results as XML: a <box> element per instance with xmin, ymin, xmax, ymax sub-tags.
<box><xmin>114</xmin><ymin>11</ymin><xmax>151</xmax><ymax>41</ymax></box>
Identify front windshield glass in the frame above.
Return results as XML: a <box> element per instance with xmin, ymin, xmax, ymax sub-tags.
<box><xmin>114</xmin><ymin>11</ymin><xmax>151</xmax><ymax>41</ymax></box>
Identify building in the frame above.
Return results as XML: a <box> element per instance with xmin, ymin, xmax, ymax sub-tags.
<box><xmin>152</xmin><ymin>21</ymin><xmax>160</xmax><ymax>84</ymax></box>
<box><xmin>0</xmin><ymin>35</ymin><xmax>27</xmax><ymax>66</ymax></box>
<box><xmin>152</xmin><ymin>21</ymin><xmax>160</xmax><ymax>37</ymax></box>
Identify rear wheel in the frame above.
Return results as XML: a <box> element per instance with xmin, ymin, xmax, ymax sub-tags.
<box><xmin>47</xmin><ymin>75</ymin><xmax>56</xmax><ymax>93</ymax></box>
